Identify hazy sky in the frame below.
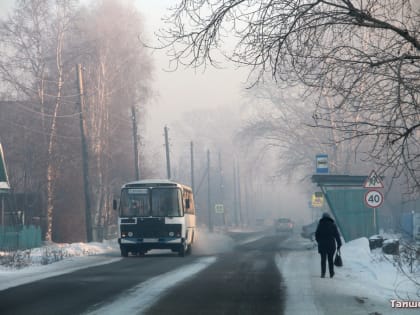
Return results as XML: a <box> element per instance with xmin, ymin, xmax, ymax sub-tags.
<box><xmin>0</xmin><ymin>0</ymin><xmax>313</xmax><ymax>223</ymax></box>
<box><xmin>0</xmin><ymin>0</ymin><xmax>249</xmax><ymax>163</ymax></box>
<box><xmin>0</xmin><ymin>0</ymin><xmax>248</xmax><ymax>137</ymax></box>
<box><xmin>135</xmin><ymin>0</ymin><xmax>248</xmax><ymax>140</ymax></box>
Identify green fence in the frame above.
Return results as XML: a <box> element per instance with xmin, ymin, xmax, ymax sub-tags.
<box><xmin>0</xmin><ymin>225</ymin><xmax>42</xmax><ymax>250</ymax></box>
<box><xmin>325</xmin><ymin>189</ymin><xmax>377</xmax><ymax>241</ymax></box>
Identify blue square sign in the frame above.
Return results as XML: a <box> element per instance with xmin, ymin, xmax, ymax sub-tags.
<box><xmin>316</xmin><ymin>154</ymin><xmax>329</xmax><ymax>174</ymax></box>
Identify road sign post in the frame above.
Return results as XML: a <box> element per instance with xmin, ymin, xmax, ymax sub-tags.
<box><xmin>374</xmin><ymin>207</ymin><xmax>377</xmax><ymax>234</ymax></box>
<box><xmin>315</xmin><ymin>154</ymin><xmax>329</xmax><ymax>174</ymax></box>
<box><xmin>363</xmin><ymin>170</ymin><xmax>384</xmax><ymax>189</ymax></box>
<box><xmin>364</xmin><ymin>190</ymin><xmax>384</xmax><ymax>208</ymax></box>
<box><xmin>364</xmin><ymin>184</ymin><xmax>384</xmax><ymax>234</ymax></box>
<box><xmin>364</xmin><ymin>171</ymin><xmax>384</xmax><ymax>234</ymax></box>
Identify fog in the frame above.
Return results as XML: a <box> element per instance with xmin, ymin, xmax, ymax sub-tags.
<box><xmin>193</xmin><ymin>228</ymin><xmax>236</xmax><ymax>255</ymax></box>
<box><xmin>135</xmin><ymin>0</ymin><xmax>248</xmax><ymax>138</ymax></box>
<box><xmin>0</xmin><ymin>0</ymin><xmax>312</xmax><ymax>232</ymax></box>
<box><xmin>134</xmin><ymin>0</ymin><xmax>313</xmax><ymax>225</ymax></box>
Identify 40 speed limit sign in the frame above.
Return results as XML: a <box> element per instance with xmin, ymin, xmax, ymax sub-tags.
<box><xmin>364</xmin><ymin>190</ymin><xmax>384</xmax><ymax>208</ymax></box>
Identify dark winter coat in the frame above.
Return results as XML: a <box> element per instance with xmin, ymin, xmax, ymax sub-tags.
<box><xmin>315</xmin><ymin>217</ymin><xmax>342</xmax><ymax>254</ymax></box>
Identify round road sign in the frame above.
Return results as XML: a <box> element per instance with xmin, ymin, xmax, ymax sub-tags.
<box><xmin>364</xmin><ymin>190</ymin><xmax>384</xmax><ymax>208</ymax></box>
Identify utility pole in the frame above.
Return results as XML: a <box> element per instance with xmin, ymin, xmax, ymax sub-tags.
<box><xmin>190</xmin><ymin>141</ymin><xmax>195</xmax><ymax>194</ymax></box>
<box><xmin>207</xmin><ymin>150</ymin><xmax>213</xmax><ymax>232</ymax></box>
<box><xmin>76</xmin><ymin>64</ymin><xmax>92</xmax><ymax>242</ymax></box>
<box><xmin>244</xmin><ymin>180</ymin><xmax>250</xmax><ymax>226</ymax></box>
<box><xmin>237</xmin><ymin>162</ymin><xmax>243</xmax><ymax>226</ymax></box>
<box><xmin>164</xmin><ymin>126</ymin><xmax>171</xmax><ymax>179</ymax></box>
<box><xmin>233</xmin><ymin>160</ymin><xmax>238</xmax><ymax>226</ymax></box>
<box><xmin>218</xmin><ymin>151</ymin><xmax>226</xmax><ymax>226</ymax></box>
<box><xmin>131</xmin><ymin>106</ymin><xmax>140</xmax><ymax>180</ymax></box>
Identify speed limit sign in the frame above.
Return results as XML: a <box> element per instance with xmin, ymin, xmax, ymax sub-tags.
<box><xmin>365</xmin><ymin>190</ymin><xmax>384</xmax><ymax>208</ymax></box>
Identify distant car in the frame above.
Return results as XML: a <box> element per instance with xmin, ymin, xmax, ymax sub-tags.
<box><xmin>301</xmin><ymin>221</ymin><xmax>318</xmax><ymax>240</ymax></box>
<box><xmin>275</xmin><ymin>218</ymin><xmax>294</xmax><ymax>233</ymax></box>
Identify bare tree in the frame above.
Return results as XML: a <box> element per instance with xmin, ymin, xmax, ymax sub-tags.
<box><xmin>159</xmin><ymin>0</ymin><xmax>420</xmax><ymax>193</ymax></box>
<box><xmin>0</xmin><ymin>0</ymin><xmax>153</xmax><ymax>242</ymax></box>
<box><xmin>0</xmin><ymin>0</ymin><xmax>51</xmax><ymax>213</ymax></box>
<box><xmin>44</xmin><ymin>0</ymin><xmax>79</xmax><ymax>242</ymax></box>
<box><xmin>238</xmin><ymin>81</ymin><xmax>380</xmax><ymax>179</ymax></box>
<box><xmin>75</xmin><ymin>0</ymin><xmax>153</xmax><ymax>240</ymax></box>
<box><xmin>170</xmin><ymin>106</ymin><xmax>245</xmax><ymax>226</ymax></box>
<box><xmin>0</xmin><ymin>0</ymin><xmax>79</xmax><ymax>241</ymax></box>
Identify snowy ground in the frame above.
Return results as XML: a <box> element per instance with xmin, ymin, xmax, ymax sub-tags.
<box><xmin>0</xmin><ymin>239</ymin><xmax>121</xmax><ymax>291</ymax></box>
<box><xmin>1</xmin><ymin>230</ymin><xmax>419</xmax><ymax>314</ymax></box>
<box><xmin>277</xmin><ymin>234</ymin><xmax>419</xmax><ymax>315</ymax></box>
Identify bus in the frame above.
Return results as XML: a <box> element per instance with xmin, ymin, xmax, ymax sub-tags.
<box><xmin>113</xmin><ymin>179</ymin><xmax>196</xmax><ymax>257</ymax></box>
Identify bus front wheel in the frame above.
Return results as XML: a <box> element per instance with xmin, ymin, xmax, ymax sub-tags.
<box><xmin>120</xmin><ymin>247</ymin><xmax>129</xmax><ymax>257</ymax></box>
<box><xmin>186</xmin><ymin>244</ymin><xmax>192</xmax><ymax>255</ymax></box>
<box><xmin>178</xmin><ymin>243</ymin><xmax>187</xmax><ymax>257</ymax></box>
<box><xmin>178</xmin><ymin>247</ymin><xmax>185</xmax><ymax>257</ymax></box>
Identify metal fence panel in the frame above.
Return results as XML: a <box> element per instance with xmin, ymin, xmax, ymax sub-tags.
<box><xmin>0</xmin><ymin>225</ymin><xmax>42</xmax><ymax>250</ymax></box>
<box><xmin>325</xmin><ymin>189</ymin><xmax>376</xmax><ymax>241</ymax></box>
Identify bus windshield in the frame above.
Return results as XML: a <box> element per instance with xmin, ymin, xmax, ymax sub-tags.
<box><xmin>120</xmin><ymin>187</ymin><xmax>182</xmax><ymax>217</ymax></box>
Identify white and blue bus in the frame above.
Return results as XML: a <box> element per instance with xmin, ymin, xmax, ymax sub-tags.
<box><xmin>113</xmin><ymin>179</ymin><xmax>196</xmax><ymax>257</ymax></box>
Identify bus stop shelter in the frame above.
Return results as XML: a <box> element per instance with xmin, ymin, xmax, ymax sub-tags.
<box><xmin>311</xmin><ymin>174</ymin><xmax>377</xmax><ymax>242</ymax></box>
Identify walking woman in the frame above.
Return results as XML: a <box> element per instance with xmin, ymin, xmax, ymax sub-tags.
<box><xmin>315</xmin><ymin>212</ymin><xmax>342</xmax><ymax>278</ymax></box>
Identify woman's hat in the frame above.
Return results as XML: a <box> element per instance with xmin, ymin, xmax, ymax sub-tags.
<box><xmin>322</xmin><ymin>212</ymin><xmax>331</xmax><ymax>219</ymax></box>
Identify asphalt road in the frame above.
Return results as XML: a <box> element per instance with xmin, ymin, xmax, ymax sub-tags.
<box><xmin>145</xmin><ymin>234</ymin><xmax>287</xmax><ymax>315</ymax></box>
<box><xmin>0</xmin><ymin>231</ymin><xmax>289</xmax><ymax>315</ymax></box>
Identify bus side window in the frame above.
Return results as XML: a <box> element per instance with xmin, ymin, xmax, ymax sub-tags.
<box><xmin>183</xmin><ymin>190</ymin><xmax>195</xmax><ymax>215</ymax></box>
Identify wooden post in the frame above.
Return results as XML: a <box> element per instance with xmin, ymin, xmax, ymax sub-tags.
<box><xmin>76</xmin><ymin>64</ymin><xmax>92</xmax><ymax>242</ymax></box>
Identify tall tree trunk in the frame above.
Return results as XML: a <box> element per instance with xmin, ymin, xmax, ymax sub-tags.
<box><xmin>45</xmin><ymin>94</ymin><xmax>61</xmax><ymax>241</ymax></box>
<box><xmin>45</xmin><ymin>15</ymin><xmax>65</xmax><ymax>242</ymax></box>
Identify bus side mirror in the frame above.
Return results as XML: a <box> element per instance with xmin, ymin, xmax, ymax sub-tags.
<box><xmin>185</xmin><ymin>199</ymin><xmax>190</xmax><ymax>209</ymax></box>
<box><xmin>113</xmin><ymin>199</ymin><xmax>118</xmax><ymax>210</ymax></box>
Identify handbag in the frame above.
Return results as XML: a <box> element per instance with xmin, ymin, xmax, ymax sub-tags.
<box><xmin>334</xmin><ymin>250</ymin><xmax>343</xmax><ymax>267</ymax></box>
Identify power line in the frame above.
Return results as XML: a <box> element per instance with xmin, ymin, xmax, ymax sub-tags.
<box><xmin>1</xmin><ymin>101</ymin><xmax>82</xmax><ymax>118</ymax></box>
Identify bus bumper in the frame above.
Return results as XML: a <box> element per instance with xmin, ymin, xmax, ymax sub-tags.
<box><xmin>118</xmin><ymin>237</ymin><xmax>185</xmax><ymax>253</ymax></box>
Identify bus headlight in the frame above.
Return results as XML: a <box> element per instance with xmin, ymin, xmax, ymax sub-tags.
<box><xmin>128</xmin><ymin>231</ymin><xmax>133</xmax><ymax>237</ymax></box>
<box><xmin>169</xmin><ymin>232</ymin><xmax>174</xmax><ymax>237</ymax></box>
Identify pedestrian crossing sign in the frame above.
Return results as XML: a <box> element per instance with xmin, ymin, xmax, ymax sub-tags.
<box><xmin>363</xmin><ymin>170</ymin><xmax>384</xmax><ymax>189</ymax></box>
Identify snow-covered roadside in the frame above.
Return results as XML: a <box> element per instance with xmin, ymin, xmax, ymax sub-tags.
<box><xmin>0</xmin><ymin>228</ymin><xmax>234</xmax><ymax>292</ymax></box>
<box><xmin>276</xmin><ymin>235</ymin><xmax>419</xmax><ymax>315</ymax></box>
<box><xmin>1</xmin><ymin>229</ymin><xmax>419</xmax><ymax>315</ymax></box>
<box><xmin>0</xmin><ymin>239</ymin><xmax>121</xmax><ymax>291</ymax></box>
